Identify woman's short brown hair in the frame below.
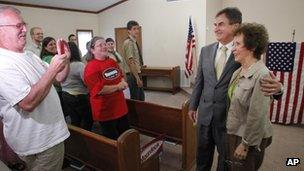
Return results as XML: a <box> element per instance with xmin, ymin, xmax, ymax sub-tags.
<box><xmin>234</xmin><ymin>23</ymin><xmax>269</xmax><ymax>59</ymax></box>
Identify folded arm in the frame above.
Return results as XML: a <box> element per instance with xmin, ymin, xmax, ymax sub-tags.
<box><xmin>98</xmin><ymin>79</ymin><xmax>128</xmax><ymax>95</ymax></box>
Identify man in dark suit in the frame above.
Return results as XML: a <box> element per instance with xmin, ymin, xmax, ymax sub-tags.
<box><xmin>188</xmin><ymin>7</ymin><xmax>282</xmax><ymax>171</ymax></box>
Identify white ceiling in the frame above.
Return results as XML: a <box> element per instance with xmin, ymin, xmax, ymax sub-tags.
<box><xmin>0</xmin><ymin>0</ymin><xmax>125</xmax><ymax>13</ymax></box>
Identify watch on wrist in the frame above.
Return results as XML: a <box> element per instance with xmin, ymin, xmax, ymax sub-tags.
<box><xmin>275</xmin><ymin>82</ymin><xmax>284</xmax><ymax>95</ymax></box>
<box><xmin>241</xmin><ymin>139</ymin><xmax>249</xmax><ymax>148</ymax></box>
<box><xmin>279</xmin><ymin>82</ymin><xmax>284</xmax><ymax>93</ymax></box>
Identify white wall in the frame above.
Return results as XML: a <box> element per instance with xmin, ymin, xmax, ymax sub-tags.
<box><xmin>3</xmin><ymin>5</ymin><xmax>99</xmax><ymax>44</ymax></box>
<box><xmin>205</xmin><ymin>0</ymin><xmax>222</xmax><ymax>45</ymax></box>
<box><xmin>224</xmin><ymin>0</ymin><xmax>304</xmax><ymax>42</ymax></box>
<box><xmin>4</xmin><ymin>0</ymin><xmax>303</xmax><ymax>87</ymax></box>
<box><xmin>98</xmin><ymin>0</ymin><xmax>205</xmax><ymax>86</ymax></box>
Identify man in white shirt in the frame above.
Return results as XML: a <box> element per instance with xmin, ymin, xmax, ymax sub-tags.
<box><xmin>0</xmin><ymin>6</ymin><xmax>70</xmax><ymax>171</ymax></box>
<box><xmin>25</xmin><ymin>26</ymin><xmax>43</xmax><ymax>56</ymax></box>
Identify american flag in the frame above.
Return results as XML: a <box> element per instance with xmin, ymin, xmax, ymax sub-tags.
<box><xmin>184</xmin><ymin>17</ymin><xmax>196</xmax><ymax>78</ymax></box>
<box><xmin>266</xmin><ymin>42</ymin><xmax>304</xmax><ymax>124</ymax></box>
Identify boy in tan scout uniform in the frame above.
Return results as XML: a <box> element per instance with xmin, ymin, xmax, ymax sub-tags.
<box><xmin>122</xmin><ymin>20</ymin><xmax>145</xmax><ymax>101</ymax></box>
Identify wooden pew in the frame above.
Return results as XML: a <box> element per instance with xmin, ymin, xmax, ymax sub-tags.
<box><xmin>141</xmin><ymin>66</ymin><xmax>180</xmax><ymax>94</ymax></box>
<box><xmin>65</xmin><ymin>125</ymin><xmax>159</xmax><ymax>171</ymax></box>
<box><xmin>126</xmin><ymin>99</ymin><xmax>196</xmax><ymax>171</ymax></box>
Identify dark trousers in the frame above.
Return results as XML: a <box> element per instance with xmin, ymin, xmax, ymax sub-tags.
<box><xmin>126</xmin><ymin>74</ymin><xmax>145</xmax><ymax>101</ymax></box>
<box><xmin>62</xmin><ymin>92</ymin><xmax>93</xmax><ymax>131</ymax></box>
<box><xmin>226</xmin><ymin>134</ymin><xmax>272</xmax><ymax>171</ymax></box>
<box><xmin>197</xmin><ymin>123</ymin><xmax>227</xmax><ymax>171</ymax></box>
<box><xmin>99</xmin><ymin>115</ymin><xmax>130</xmax><ymax>140</ymax></box>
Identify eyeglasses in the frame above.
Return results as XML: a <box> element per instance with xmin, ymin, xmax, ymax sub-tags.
<box><xmin>92</xmin><ymin>43</ymin><xmax>107</xmax><ymax>48</ymax></box>
<box><xmin>0</xmin><ymin>22</ymin><xmax>27</xmax><ymax>30</ymax></box>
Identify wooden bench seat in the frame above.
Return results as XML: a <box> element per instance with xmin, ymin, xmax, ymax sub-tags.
<box><xmin>65</xmin><ymin>125</ymin><xmax>160</xmax><ymax>171</ymax></box>
<box><xmin>141</xmin><ymin>66</ymin><xmax>180</xmax><ymax>94</ymax></box>
<box><xmin>126</xmin><ymin>99</ymin><xmax>196</xmax><ymax>171</ymax></box>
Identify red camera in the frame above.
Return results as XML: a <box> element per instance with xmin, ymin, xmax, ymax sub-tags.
<box><xmin>57</xmin><ymin>39</ymin><xmax>67</xmax><ymax>55</ymax></box>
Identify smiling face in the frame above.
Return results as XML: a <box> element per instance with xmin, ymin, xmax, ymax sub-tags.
<box><xmin>232</xmin><ymin>34</ymin><xmax>252</xmax><ymax>64</ymax></box>
<box><xmin>44</xmin><ymin>39</ymin><xmax>57</xmax><ymax>55</ymax></box>
<box><xmin>106</xmin><ymin>41</ymin><xmax>115</xmax><ymax>52</ymax></box>
<box><xmin>91</xmin><ymin>39</ymin><xmax>108</xmax><ymax>59</ymax></box>
<box><xmin>69</xmin><ymin>35</ymin><xmax>77</xmax><ymax>45</ymax></box>
<box><xmin>214</xmin><ymin>14</ymin><xmax>238</xmax><ymax>45</ymax></box>
<box><xmin>0</xmin><ymin>9</ymin><xmax>27</xmax><ymax>53</ymax></box>
<box><xmin>128</xmin><ymin>25</ymin><xmax>140</xmax><ymax>38</ymax></box>
<box><xmin>31</xmin><ymin>27</ymin><xmax>43</xmax><ymax>44</ymax></box>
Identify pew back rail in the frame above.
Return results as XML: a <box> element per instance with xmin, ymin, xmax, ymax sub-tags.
<box><xmin>126</xmin><ymin>99</ymin><xmax>196</xmax><ymax>171</ymax></box>
<box><xmin>65</xmin><ymin>125</ymin><xmax>159</xmax><ymax>171</ymax></box>
<box><xmin>141</xmin><ymin>66</ymin><xmax>180</xmax><ymax>94</ymax></box>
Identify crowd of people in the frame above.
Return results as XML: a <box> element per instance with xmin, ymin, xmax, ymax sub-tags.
<box><xmin>0</xmin><ymin>5</ymin><xmax>283</xmax><ymax>171</ymax></box>
<box><xmin>0</xmin><ymin>6</ymin><xmax>145</xmax><ymax>170</ymax></box>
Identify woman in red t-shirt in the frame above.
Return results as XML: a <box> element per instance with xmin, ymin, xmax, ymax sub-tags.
<box><xmin>84</xmin><ymin>36</ymin><xmax>129</xmax><ymax>140</ymax></box>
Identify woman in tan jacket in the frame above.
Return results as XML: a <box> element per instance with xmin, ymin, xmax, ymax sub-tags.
<box><xmin>226</xmin><ymin>23</ymin><xmax>273</xmax><ymax>171</ymax></box>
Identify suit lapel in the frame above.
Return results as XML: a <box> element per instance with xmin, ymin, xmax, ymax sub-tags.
<box><xmin>210</xmin><ymin>43</ymin><xmax>219</xmax><ymax>81</ymax></box>
<box><xmin>217</xmin><ymin>53</ymin><xmax>237</xmax><ymax>84</ymax></box>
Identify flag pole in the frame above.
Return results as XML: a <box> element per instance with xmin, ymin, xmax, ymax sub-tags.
<box><xmin>292</xmin><ymin>29</ymin><xmax>295</xmax><ymax>42</ymax></box>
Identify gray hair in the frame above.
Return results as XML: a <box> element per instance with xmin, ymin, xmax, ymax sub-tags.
<box><xmin>0</xmin><ymin>6</ymin><xmax>21</xmax><ymax>15</ymax></box>
<box><xmin>216</xmin><ymin>7</ymin><xmax>242</xmax><ymax>25</ymax></box>
<box><xmin>85</xmin><ymin>36</ymin><xmax>104</xmax><ymax>62</ymax></box>
<box><xmin>30</xmin><ymin>27</ymin><xmax>42</xmax><ymax>35</ymax></box>
<box><xmin>0</xmin><ymin>6</ymin><xmax>21</xmax><ymax>25</ymax></box>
